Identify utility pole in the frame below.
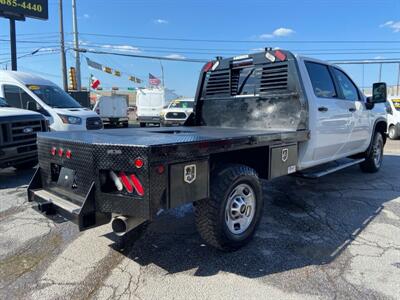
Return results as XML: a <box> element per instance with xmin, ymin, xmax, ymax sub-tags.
<box><xmin>59</xmin><ymin>0</ymin><xmax>68</xmax><ymax>91</ymax></box>
<box><xmin>9</xmin><ymin>19</ymin><xmax>17</xmax><ymax>70</ymax></box>
<box><xmin>72</xmin><ymin>0</ymin><xmax>81</xmax><ymax>90</ymax></box>
<box><xmin>378</xmin><ymin>63</ymin><xmax>382</xmax><ymax>82</ymax></box>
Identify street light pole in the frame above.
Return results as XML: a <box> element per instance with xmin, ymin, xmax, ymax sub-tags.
<box><xmin>72</xmin><ymin>0</ymin><xmax>81</xmax><ymax>90</ymax></box>
<box><xmin>59</xmin><ymin>0</ymin><xmax>68</xmax><ymax>91</ymax></box>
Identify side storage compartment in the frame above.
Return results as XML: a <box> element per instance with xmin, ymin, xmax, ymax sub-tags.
<box><xmin>269</xmin><ymin>143</ymin><xmax>298</xmax><ymax>179</ymax></box>
<box><xmin>169</xmin><ymin>159</ymin><xmax>209</xmax><ymax>208</ymax></box>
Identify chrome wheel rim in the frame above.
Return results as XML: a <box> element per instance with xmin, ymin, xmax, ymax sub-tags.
<box><xmin>373</xmin><ymin>138</ymin><xmax>383</xmax><ymax>167</ymax></box>
<box><xmin>225</xmin><ymin>183</ymin><xmax>256</xmax><ymax>235</ymax></box>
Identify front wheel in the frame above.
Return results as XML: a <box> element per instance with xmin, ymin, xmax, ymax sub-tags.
<box><xmin>360</xmin><ymin>132</ymin><xmax>384</xmax><ymax>173</ymax></box>
<box><xmin>195</xmin><ymin>164</ymin><xmax>263</xmax><ymax>251</ymax></box>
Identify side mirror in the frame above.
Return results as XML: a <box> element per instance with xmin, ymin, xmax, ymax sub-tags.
<box><xmin>370</xmin><ymin>82</ymin><xmax>387</xmax><ymax>103</ymax></box>
<box><xmin>26</xmin><ymin>101</ymin><xmax>37</xmax><ymax>111</ymax></box>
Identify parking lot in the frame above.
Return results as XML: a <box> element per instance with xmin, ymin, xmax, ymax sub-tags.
<box><xmin>0</xmin><ymin>140</ymin><xmax>399</xmax><ymax>300</ymax></box>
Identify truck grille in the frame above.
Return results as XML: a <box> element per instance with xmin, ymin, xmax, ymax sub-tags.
<box><xmin>165</xmin><ymin>112</ymin><xmax>186</xmax><ymax>119</ymax></box>
<box><xmin>86</xmin><ymin>117</ymin><xmax>103</xmax><ymax>130</ymax></box>
<box><xmin>1</xmin><ymin>118</ymin><xmax>46</xmax><ymax>146</ymax></box>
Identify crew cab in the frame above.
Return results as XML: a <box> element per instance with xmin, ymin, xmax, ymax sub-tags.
<box><xmin>0</xmin><ymin>97</ymin><xmax>47</xmax><ymax>169</ymax></box>
<box><xmin>28</xmin><ymin>49</ymin><xmax>387</xmax><ymax>251</ymax></box>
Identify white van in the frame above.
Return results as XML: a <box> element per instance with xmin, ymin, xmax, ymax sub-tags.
<box><xmin>387</xmin><ymin>97</ymin><xmax>400</xmax><ymax>139</ymax></box>
<box><xmin>93</xmin><ymin>95</ymin><xmax>128</xmax><ymax>127</ymax></box>
<box><xmin>136</xmin><ymin>88</ymin><xmax>166</xmax><ymax>127</ymax></box>
<box><xmin>0</xmin><ymin>71</ymin><xmax>103</xmax><ymax>131</ymax></box>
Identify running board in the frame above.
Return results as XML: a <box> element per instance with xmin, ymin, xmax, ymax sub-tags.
<box><xmin>299</xmin><ymin>158</ymin><xmax>365</xmax><ymax>179</ymax></box>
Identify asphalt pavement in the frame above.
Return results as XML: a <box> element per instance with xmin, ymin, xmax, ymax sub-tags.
<box><xmin>1</xmin><ymin>140</ymin><xmax>399</xmax><ymax>300</ymax></box>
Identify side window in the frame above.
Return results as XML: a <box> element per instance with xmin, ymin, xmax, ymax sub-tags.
<box><xmin>305</xmin><ymin>62</ymin><xmax>337</xmax><ymax>98</ymax></box>
<box><xmin>3</xmin><ymin>85</ymin><xmax>22</xmax><ymax>108</ymax></box>
<box><xmin>20</xmin><ymin>89</ymin><xmax>37</xmax><ymax>110</ymax></box>
<box><xmin>3</xmin><ymin>85</ymin><xmax>38</xmax><ymax>111</ymax></box>
<box><xmin>333</xmin><ymin>68</ymin><xmax>359</xmax><ymax>101</ymax></box>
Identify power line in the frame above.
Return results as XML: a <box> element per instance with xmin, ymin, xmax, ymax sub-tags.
<box><xmin>80</xmin><ymin>33</ymin><xmax>400</xmax><ymax>44</ymax></box>
<box><xmin>76</xmin><ymin>48</ymin><xmax>207</xmax><ymax>63</ymax></box>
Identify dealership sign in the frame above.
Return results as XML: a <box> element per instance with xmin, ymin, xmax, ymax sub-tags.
<box><xmin>0</xmin><ymin>0</ymin><xmax>48</xmax><ymax>20</ymax></box>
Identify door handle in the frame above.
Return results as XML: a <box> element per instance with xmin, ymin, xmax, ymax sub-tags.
<box><xmin>318</xmin><ymin>106</ymin><xmax>328</xmax><ymax>112</ymax></box>
<box><xmin>349</xmin><ymin>107</ymin><xmax>356</xmax><ymax>112</ymax></box>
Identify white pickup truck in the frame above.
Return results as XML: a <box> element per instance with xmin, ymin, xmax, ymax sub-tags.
<box><xmin>28</xmin><ymin>49</ymin><xmax>388</xmax><ymax>251</ymax></box>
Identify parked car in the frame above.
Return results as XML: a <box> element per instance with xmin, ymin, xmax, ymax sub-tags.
<box><xmin>0</xmin><ymin>96</ymin><xmax>47</xmax><ymax>169</ymax></box>
<box><xmin>0</xmin><ymin>71</ymin><xmax>103</xmax><ymax>131</ymax></box>
<box><xmin>160</xmin><ymin>98</ymin><xmax>194</xmax><ymax>126</ymax></box>
<box><xmin>29</xmin><ymin>49</ymin><xmax>387</xmax><ymax>251</ymax></box>
<box><xmin>93</xmin><ymin>95</ymin><xmax>129</xmax><ymax>127</ymax></box>
<box><xmin>387</xmin><ymin>97</ymin><xmax>400</xmax><ymax>139</ymax></box>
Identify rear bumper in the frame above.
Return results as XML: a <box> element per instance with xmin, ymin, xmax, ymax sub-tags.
<box><xmin>28</xmin><ymin>169</ymin><xmax>111</xmax><ymax>231</ymax></box>
<box><xmin>137</xmin><ymin>116</ymin><xmax>160</xmax><ymax>123</ymax></box>
<box><xmin>102</xmin><ymin>117</ymin><xmax>128</xmax><ymax>123</ymax></box>
<box><xmin>0</xmin><ymin>143</ymin><xmax>37</xmax><ymax>168</ymax></box>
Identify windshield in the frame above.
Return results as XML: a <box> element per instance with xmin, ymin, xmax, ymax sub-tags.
<box><xmin>169</xmin><ymin>100</ymin><xmax>194</xmax><ymax>109</ymax></box>
<box><xmin>392</xmin><ymin>99</ymin><xmax>400</xmax><ymax>111</ymax></box>
<box><xmin>0</xmin><ymin>97</ymin><xmax>9</xmax><ymax>107</ymax></box>
<box><xmin>27</xmin><ymin>85</ymin><xmax>81</xmax><ymax>108</ymax></box>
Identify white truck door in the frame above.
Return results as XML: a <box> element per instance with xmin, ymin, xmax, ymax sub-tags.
<box><xmin>305</xmin><ymin>61</ymin><xmax>354</xmax><ymax>161</ymax></box>
<box><xmin>331</xmin><ymin>67</ymin><xmax>370</xmax><ymax>154</ymax></box>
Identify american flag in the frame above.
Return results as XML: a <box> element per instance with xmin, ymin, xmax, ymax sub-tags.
<box><xmin>149</xmin><ymin>73</ymin><xmax>161</xmax><ymax>86</ymax></box>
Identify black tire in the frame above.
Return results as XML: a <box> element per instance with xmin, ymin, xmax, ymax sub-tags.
<box><xmin>195</xmin><ymin>164</ymin><xmax>263</xmax><ymax>251</ymax></box>
<box><xmin>360</xmin><ymin>132</ymin><xmax>384</xmax><ymax>173</ymax></box>
<box><xmin>388</xmin><ymin>125</ymin><xmax>398</xmax><ymax>140</ymax></box>
<box><xmin>14</xmin><ymin>160</ymin><xmax>38</xmax><ymax>170</ymax></box>
<box><xmin>122</xmin><ymin>121</ymin><xmax>129</xmax><ymax>128</ymax></box>
<box><xmin>139</xmin><ymin>122</ymin><xmax>146</xmax><ymax>128</ymax></box>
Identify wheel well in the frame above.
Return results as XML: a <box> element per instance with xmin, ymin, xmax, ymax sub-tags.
<box><xmin>375</xmin><ymin>120</ymin><xmax>387</xmax><ymax>145</ymax></box>
<box><xmin>210</xmin><ymin>147</ymin><xmax>269</xmax><ymax>179</ymax></box>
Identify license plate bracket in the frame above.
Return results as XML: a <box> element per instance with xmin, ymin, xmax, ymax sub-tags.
<box><xmin>57</xmin><ymin>167</ymin><xmax>77</xmax><ymax>189</ymax></box>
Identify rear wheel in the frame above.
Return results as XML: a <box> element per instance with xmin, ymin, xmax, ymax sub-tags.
<box><xmin>388</xmin><ymin>125</ymin><xmax>398</xmax><ymax>140</ymax></box>
<box><xmin>139</xmin><ymin>122</ymin><xmax>146</xmax><ymax>127</ymax></box>
<box><xmin>360</xmin><ymin>132</ymin><xmax>384</xmax><ymax>173</ymax></box>
<box><xmin>195</xmin><ymin>164</ymin><xmax>263</xmax><ymax>251</ymax></box>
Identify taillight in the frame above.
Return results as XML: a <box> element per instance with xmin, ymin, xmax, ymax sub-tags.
<box><xmin>274</xmin><ymin>50</ymin><xmax>286</xmax><ymax>61</ymax></box>
<box><xmin>65</xmin><ymin>150</ymin><xmax>72</xmax><ymax>159</ymax></box>
<box><xmin>134</xmin><ymin>158</ymin><xmax>144</xmax><ymax>169</ymax></box>
<box><xmin>130</xmin><ymin>174</ymin><xmax>144</xmax><ymax>196</ymax></box>
<box><xmin>202</xmin><ymin>61</ymin><xmax>213</xmax><ymax>72</ymax></box>
<box><xmin>58</xmin><ymin>148</ymin><xmax>64</xmax><ymax>157</ymax></box>
<box><xmin>51</xmin><ymin>147</ymin><xmax>56</xmax><ymax>156</ymax></box>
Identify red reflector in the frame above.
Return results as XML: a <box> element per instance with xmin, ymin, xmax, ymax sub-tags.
<box><xmin>66</xmin><ymin>150</ymin><xmax>72</xmax><ymax>159</ymax></box>
<box><xmin>58</xmin><ymin>148</ymin><xmax>64</xmax><ymax>157</ymax></box>
<box><xmin>51</xmin><ymin>147</ymin><xmax>56</xmax><ymax>156</ymax></box>
<box><xmin>203</xmin><ymin>61</ymin><xmax>213</xmax><ymax>72</ymax></box>
<box><xmin>119</xmin><ymin>171</ymin><xmax>133</xmax><ymax>193</ymax></box>
<box><xmin>134</xmin><ymin>158</ymin><xmax>144</xmax><ymax>169</ymax></box>
<box><xmin>274</xmin><ymin>50</ymin><xmax>286</xmax><ymax>61</ymax></box>
<box><xmin>155</xmin><ymin>165</ymin><xmax>165</xmax><ymax>175</ymax></box>
<box><xmin>130</xmin><ymin>174</ymin><xmax>144</xmax><ymax>196</ymax></box>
